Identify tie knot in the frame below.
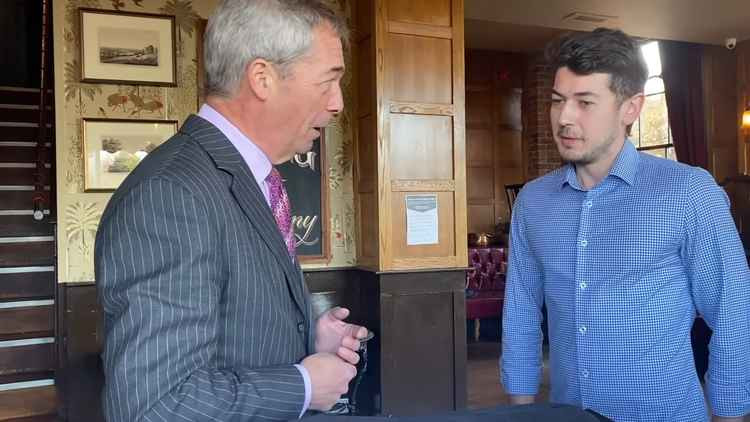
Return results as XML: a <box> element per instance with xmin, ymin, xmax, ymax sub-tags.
<box><xmin>267</xmin><ymin>166</ymin><xmax>282</xmax><ymax>185</ymax></box>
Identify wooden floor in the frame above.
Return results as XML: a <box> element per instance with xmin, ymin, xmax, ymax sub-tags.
<box><xmin>466</xmin><ymin>341</ymin><xmax>550</xmax><ymax>409</ymax></box>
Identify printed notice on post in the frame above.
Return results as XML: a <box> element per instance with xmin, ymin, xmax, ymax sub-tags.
<box><xmin>406</xmin><ymin>194</ymin><xmax>438</xmax><ymax>245</ymax></box>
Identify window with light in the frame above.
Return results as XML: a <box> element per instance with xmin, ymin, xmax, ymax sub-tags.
<box><xmin>629</xmin><ymin>41</ymin><xmax>675</xmax><ymax>160</ymax></box>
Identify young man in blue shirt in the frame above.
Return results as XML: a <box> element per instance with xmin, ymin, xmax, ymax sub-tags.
<box><xmin>501</xmin><ymin>28</ymin><xmax>750</xmax><ymax>421</ymax></box>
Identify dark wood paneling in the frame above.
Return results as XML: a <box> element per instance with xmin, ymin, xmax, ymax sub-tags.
<box><xmin>0</xmin><ymin>342</ymin><xmax>55</xmax><ymax>375</ymax></box>
<box><xmin>0</xmin><ymin>306</ymin><xmax>54</xmax><ymax>337</ymax></box>
<box><xmin>0</xmin><ymin>167</ymin><xmax>51</xmax><ymax>185</ymax></box>
<box><xmin>57</xmin><ymin>283</ymin><xmax>104</xmax><ymax>422</ymax></box>
<box><xmin>378</xmin><ymin>269</ymin><xmax>465</xmax><ymax>295</ymax></box>
<box><xmin>703</xmin><ymin>45</ymin><xmax>738</xmax><ymax>183</ymax></box>
<box><xmin>381</xmin><ymin>291</ymin><xmax>455</xmax><ymax>415</ymax></box>
<box><xmin>452</xmin><ymin>290</ymin><xmax>467</xmax><ymax>410</ymax></box>
<box><xmin>0</xmin><ymin>145</ymin><xmax>52</xmax><ymax>163</ymax></box>
<box><xmin>0</xmin><ymin>242</ymin><xmax>54</xmax><ymax>267</ymax></box>
<box><xmin>354</xmin><ymin>269</ymin><xmax>383</xmax><ymax>416</ymax></box>
<box><xmin>465</xmin><ymin>50</ymin><xmax>526</xmax><ymax>233</ymax></box>
<box><xmin>62</xmin><ymin>283</ymin><xmax>102</xmax><ymax>359</ymax></box>
<box><xmin>57</xmin><ymin>269</ymin><xmax>467</xmax><ymax>418</ymax></box>
<box><xmin>307</xmin><ymin>269</ymin><xmax>465</xmax><ymax>416</ymax></box>
<box><xmin>0</xmin><ymin>271</ymin><xmax>54</xmax><ymax>300</ymax></box>
<box><xmin>0</xmin><ymin>216</ymin><xmax>55</xmax><ymax>237</ymax></box>
<box><xmin>0</xmin><ymin>125</ymin><xmax>54</xmax><ymax>142</ymax></box>
<box><xmin>57</xmin><ymin>272</ymin><xmax>376</xmax><ymax>420</ymax></box>
<box><xmin>306</xmin><ymin>268</ymin><xmax>361</xmax><ymax>319</ymax></box>
<box><xmin>377</xmin><ymin>269</ymin><xmax>466</xmax><ymax>416</ymax></box>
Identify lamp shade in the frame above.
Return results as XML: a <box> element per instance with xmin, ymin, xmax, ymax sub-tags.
<box><xmin>744</xmin><ymin>109</ymin><xmax>750</xmax><ymax>128</ymax></box>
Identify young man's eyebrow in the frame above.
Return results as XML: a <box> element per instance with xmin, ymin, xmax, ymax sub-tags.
<box><xmin>551</xmin><ymin>89</ymin><xmax>600</xmax><ymax>98</ymax></box>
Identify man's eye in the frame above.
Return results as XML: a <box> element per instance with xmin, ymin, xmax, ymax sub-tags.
<box><xmin>580</xmin><ymin>100</ymin><xmax>593</xmax><ymax>107</ymax></box>
<box><xmin>550</xmin><ymin>98</ymin><xmax>563</xmax><ymax>104</ymax></box>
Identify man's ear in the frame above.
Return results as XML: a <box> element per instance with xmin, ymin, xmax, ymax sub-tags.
<box><xmin>621</xmin><ymin>93</ymin><xmax>645</xmax><ymax>127</ymax></box>
<box><xmin>246</xmin><ymin>58</ymin><xmax>274</xmax><ymax>100</ymax></box>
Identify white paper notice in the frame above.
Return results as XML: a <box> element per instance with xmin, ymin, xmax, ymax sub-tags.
<box><xmin>406</xmin><ymin>194</ymin><xmax>438</xmax><ymax>245</ymax></box>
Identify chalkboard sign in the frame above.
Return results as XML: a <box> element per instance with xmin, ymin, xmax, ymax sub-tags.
<box><xmin>277</xmin><ymin>133</ymin><xmax>329</xmax><ymax>262</ymax></box>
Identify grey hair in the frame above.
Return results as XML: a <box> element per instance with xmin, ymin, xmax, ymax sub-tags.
<box><xmin>203</xmin><ymin>0</ymin><xmax>348</xmax><ymax>98</ymax></box>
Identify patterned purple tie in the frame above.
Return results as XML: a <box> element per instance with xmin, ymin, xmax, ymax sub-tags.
<box><xmin>267</xmin><ymin>167</ymin><xmax>295</xmax><ymax>257</ymax></box>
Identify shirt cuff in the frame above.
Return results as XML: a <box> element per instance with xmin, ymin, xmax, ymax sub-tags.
<box><xmin>294</xmin><ymin>364</ymin><xmax>312</xmax><ymax>418</ymax></box>
<box><xmin>706</xmin><ymin>376</ymin><xmax>750</xmax><ymax>417</ymax></box>
<box><xmin>500</xmin><ymin>361</ymin><xmax>542</xmax><ymax>396</ymax></box>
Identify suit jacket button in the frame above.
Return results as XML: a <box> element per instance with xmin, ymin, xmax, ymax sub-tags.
<box><xmin>297</xmin><ymin>322</ymin><xmax>305</xmax><ymax>332</ymax></box>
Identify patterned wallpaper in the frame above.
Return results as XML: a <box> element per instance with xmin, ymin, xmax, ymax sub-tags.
<box><xmin>53</xmin><ymin>0</ymin><xmax>358</xmax><ymax>282</ymax></box>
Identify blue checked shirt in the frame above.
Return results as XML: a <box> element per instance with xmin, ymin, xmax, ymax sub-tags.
<box><xmin>502</xmin><ymin>140</ymin><xmax>750</xmax><ymax>421</ymax></box>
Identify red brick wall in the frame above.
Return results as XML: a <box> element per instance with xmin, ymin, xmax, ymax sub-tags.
<box><xmin>522</xmin><ymin>54</ymin><xmax>562</xmax><ymax>180</ymax></box>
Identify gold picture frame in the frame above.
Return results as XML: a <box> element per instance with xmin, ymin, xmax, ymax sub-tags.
<box><xmin>82</xmin><ymin>118</ymin><xmax>177</xmax><ymax>192</ymax></box>
<box><xmin>79</xmin><ymin>8</ymin><xmax>177</xmax><ymax>86</ymax></box>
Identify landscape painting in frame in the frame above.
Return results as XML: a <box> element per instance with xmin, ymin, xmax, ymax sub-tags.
<box><xmin>79</xmin><ymin>8</ymin><xmax>176</xmax><ymax>86</ymax></box>
<box><xmin>82</xmin><ymin>118</ymin><xmax>177</xmax><ymax>191</ymax></box>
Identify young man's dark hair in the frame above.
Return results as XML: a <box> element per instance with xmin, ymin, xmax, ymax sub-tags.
<box><xmin>545</xmin><ymin>27</ymin><xmax>648</xmax><ymax>102</ymax></box>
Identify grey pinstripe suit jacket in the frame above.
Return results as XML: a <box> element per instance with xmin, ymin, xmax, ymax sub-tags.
<box><xmin>95</xmin><ymin>115</ymin><xmax>315</xmax><ymax>421</ymax></box>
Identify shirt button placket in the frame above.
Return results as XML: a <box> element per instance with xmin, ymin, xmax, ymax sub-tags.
<box><xmin>576</xmin><ymin>194</ymin><xmax>594</xmax><ymax>403</ymax></box>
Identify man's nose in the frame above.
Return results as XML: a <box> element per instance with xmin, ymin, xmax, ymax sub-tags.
<box><xmin>328</xmin><ymin>82</ymin><xmax>344</xmax><ymax>114</ymax></box>
<box><xmin>557</xmin><ymin>100</ymin><xmax>576</xmax><ymax>126</ymax></box>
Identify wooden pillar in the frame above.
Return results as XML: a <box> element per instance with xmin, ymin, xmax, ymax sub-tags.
<box><xmin>355</xmin><ymin>0</ymin><xmax>467</xmax><ymax>272</ymax></box>
<box><xmin>353</xmin><ymin>0</ymin><xmax>468</xmax><ymax>416</ymax></box>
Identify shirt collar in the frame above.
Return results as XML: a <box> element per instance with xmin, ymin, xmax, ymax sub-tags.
<box><xmin>559</xmin><ymin>139</ymin><xmax>639</xmax><ymax>190</ymax></box>
<box><xmin>197</xmin><ymin>104</ymin><xmax>272</xmax><ymax>187</ymax></box>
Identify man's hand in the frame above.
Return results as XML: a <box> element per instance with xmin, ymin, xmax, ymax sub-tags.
<box><xmin>315</xmin><ymin>307</ymin><xmax>368</xmax><ymax>365</ymax></box>
<box><xmin>711</xmin><ymin>416</ymin><xmax>745</xmax><ymax>422</ymax></box>
<box><xmin>301</xmin><ymin>353</ymin><xmax>356</xmax><ymax>411</ymax></box>
<box><xmin>508</xmin><ymin>394</ymin><xmax>535</xmax><ymax>405</ymax></box>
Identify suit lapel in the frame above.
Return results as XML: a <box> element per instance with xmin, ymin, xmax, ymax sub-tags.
<box><xmin>181</xmin><ymin>115</ymin><xmax>308</xmax><ymax>318</ymax></box>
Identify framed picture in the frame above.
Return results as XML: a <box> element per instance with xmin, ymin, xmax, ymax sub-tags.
<box><xmin>79</xmin><ymin>8</ymin><xmax>176</xmax><ymax>86</ymax></box>
<box><xmin>82</xmin><ymin>118</ymin><xmax>177</xmax><ymax>192</ymax></box>
<box><xmin>277</xmin><ymin>131</ymin><xmax>331</xmax><ymax>263</ymax></box>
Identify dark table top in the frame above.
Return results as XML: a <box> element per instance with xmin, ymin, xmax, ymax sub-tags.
<box><xmin>306</xmin><ymin>403</ymin><xmax>610</xmax><ymax>422</ymax></box>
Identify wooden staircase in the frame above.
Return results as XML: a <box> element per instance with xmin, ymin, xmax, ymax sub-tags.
<box><xmin>0</xmin><ymin>0</ymin><xmax>59</xmax><ymax>419</ymax></box>
<box><xmin>0</xmin><ymin>91</ymin><xmax>58</xmax><ymax>421</ymax></box>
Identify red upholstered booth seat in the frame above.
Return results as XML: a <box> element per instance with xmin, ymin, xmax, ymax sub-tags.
<box><xmin>466</xmin><ymin>247</ymin><xmax>506</xmax><ymax>340</ymax></box>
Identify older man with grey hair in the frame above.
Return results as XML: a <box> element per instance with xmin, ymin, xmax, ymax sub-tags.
<box><xmin>95</xmin><ymin>1</ymin><xmax>367</xmax><ymax>420</ymax></box>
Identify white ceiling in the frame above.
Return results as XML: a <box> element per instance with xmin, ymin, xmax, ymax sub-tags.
<box><xmin>465</xmin><ymin>0</ymin><xmax>750</xmax><ymax>52</ymax></box>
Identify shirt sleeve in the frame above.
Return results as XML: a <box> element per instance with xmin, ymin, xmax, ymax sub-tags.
<box><xmin>501</xmin><ymin>189</ymin><xmax>546</xmax><ymax>395</ymax></box>
<box><xmin>682</xmin><ymin>169</ymin><xmax>750</xmax><ymax>418</ymax></box>
<box><xmin>294</xmin><ymin>364</ymin><xmax>312</xmax><ymax>417</ymax></box>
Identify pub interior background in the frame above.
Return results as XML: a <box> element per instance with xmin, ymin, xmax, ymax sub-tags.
<box><xmin>0</xmin><ymin>0</ymin><xmax>749</xmax><ymax>420</ymax></box>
